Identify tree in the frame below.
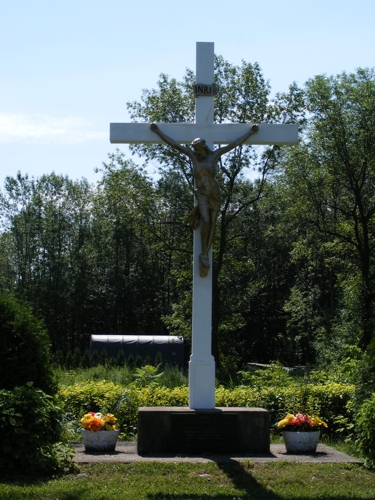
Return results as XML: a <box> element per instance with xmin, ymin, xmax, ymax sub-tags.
<box><xmin>282</xmin><ymin>68</ymin><xmax>375</xmax><ymax>353</ymax></box>
<box><xmin>0</xmin><ymin>172</ymin><xmax>95</xmax><ymax>352</ymax></box>
<box><xmin>0</xmin><ymin>294</ymin><xmax>56</xmax><ymax>394</ymax></box>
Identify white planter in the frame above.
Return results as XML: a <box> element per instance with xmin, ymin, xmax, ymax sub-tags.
<box><xmin>282</xmin><ymin>430</ymin><xmax>320</xmax><ymax>454</ymax></box>
<box><xmin>81</xmin><ymin>429</ymin><xmax>120</xmax><ymax>452</ymax></box>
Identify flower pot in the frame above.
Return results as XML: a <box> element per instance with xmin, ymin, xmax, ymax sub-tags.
<box><xmin>282</xmin><ymin>430</ymin><xmax>320</xmax><ymax>454</ymax></box>
<box><xmin>81</xmin><ymin>429</ymin><xmax>120</xmax><ymax>452</ymax></box>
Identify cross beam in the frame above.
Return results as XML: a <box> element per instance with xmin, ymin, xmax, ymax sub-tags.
<box><xmin>110</xmin><ymin>123</ymin><xmax>298</xmax><ymax>146</ymax></box>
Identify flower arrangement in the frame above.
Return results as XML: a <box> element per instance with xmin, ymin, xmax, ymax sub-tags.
<box><xmin>277</xmin><ymin>413</ymin><xmax>328</xmax><ymax>432</ymax></box>
<box><xmin>80</xmin><ymin>412</ymin><xmax>117</xmax><ymax>431</ymax></box>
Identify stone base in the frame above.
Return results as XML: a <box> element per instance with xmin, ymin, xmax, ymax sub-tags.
<box><xmin>137</xmin><ymin>407</ymin><xmax>270</xmax><ymax>455</ymax></box>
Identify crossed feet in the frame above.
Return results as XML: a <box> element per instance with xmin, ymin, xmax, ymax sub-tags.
<box><xmin>199</xmin><ymin>253</ymin><xmax>210</xmax><ymax>277</ymax></box>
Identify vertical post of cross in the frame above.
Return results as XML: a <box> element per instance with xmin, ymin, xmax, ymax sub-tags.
<box><xmin>188</xmin><ymin>42</ymin><xmax>216</xmax><ymax>409</ymax></box>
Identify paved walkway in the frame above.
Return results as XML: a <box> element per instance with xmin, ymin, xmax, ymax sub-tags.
<box><xmin>73</xmin><ymin>442</ymin><xmax>362</xmax><ymax>464</ymax></box>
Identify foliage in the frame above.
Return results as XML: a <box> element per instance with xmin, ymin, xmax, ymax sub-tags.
<box><xmin>55</xmin><ymin>363</ymin><xmax>187</xmax><ymax>389</ymax></box>
<box><xmin>158</xmin><ymin>363</ymin><xmax>188</xmax><ymax>388</ymax></box>
<box><xmin>281</xmin><ymin>68</ymin><xmax>375</xmax><ymax>357</ymax></box>
<box><xmin>356</xmin><ymin>393</ymin><xmax>375</xmax><ymax>469</ymax></box>
<box><xmin>0</xmin><ymin>294</ymin><xmax>56</xmax><ymax>394</ymax></box>
<box><xmin>58</xmin><ymin>375</ymin><xmax>354</xmax><ymax>441</ymax></box>
<box><xmin>237</xmin><ymin>362</ymin><xmax>297</xmax><ymax>389</ymax></box>
<box><xmin>131</xmin><ymin>364</ymin><xmax>164</xmax><ymax>387</ymax></box>
<box><xmin>216</xmin><ymin>381</ymin><xmax>354</xmax><ymax>434</ymax></box>
<box><xmin>0</xmin><ymin>383</ymin><xmax>75</xmax><ymax>475</ymax></box>
<box><xmin>58</xmin><ymin>380</ymin><xmax>124</xmax><ymax>418</ymax></box>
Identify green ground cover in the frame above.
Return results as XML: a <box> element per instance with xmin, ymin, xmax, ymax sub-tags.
<box><xmin>1</xmin><ymin>462</ymin><xmax>375</xmax><ymax>499</ymax></box>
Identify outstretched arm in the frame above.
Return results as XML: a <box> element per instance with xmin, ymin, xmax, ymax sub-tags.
<box><xmin>213</xmin><ymin>124</ymin><xmax>259</xmax><ymax>160</ymax></box>
<box><xmin>150</xmin><ymin>124</ymin><xmax>194</xmax><ymax>160</ymax></box>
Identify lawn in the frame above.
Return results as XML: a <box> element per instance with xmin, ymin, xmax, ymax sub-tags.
<box><xmin>1</xmin><ymin>461</ymin><xmax>375</xmax><ymax>499</ymax></box>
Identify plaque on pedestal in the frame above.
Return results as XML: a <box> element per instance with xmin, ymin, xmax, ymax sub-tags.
<box><xmin>171</xmin><ymin>411</ymin><xmax>238</xmax><ymax>453</ymax></box>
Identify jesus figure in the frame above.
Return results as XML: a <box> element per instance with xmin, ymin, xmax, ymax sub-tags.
<box><xmin>150</xmin><ymin>123</ymin><xmax>259</xmax><ymax>277</ymax></box>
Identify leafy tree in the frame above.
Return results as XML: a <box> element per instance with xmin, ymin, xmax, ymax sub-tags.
<box><xmin>282</xmin><ymin>68</ymin><xmax>375</xmax><ymax>354</ymax></box>
<box><xmin>0</xmin><ymin>294</ymin><xmax>56</xmax><ymax>394</ymax></box>
<box><xmin>0</xmin><ymin>172</ymin><xmax>95</xmax><ymax>353</ymax></box>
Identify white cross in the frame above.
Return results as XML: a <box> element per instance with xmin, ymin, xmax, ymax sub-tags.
<box><xmin>110</xmin><ymin>42</ymin><xmax>298</xmax><ymax>409</ymax></box>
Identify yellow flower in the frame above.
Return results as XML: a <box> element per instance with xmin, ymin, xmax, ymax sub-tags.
<box><xmin>277</xmin><ymin>413</ymin><xmax>294</xmax><ymax>428</ymax></box>
<box><xmin>80</xmin><ymin>412</ymin><xmax>104</xmax><ymax>431</ymax></box>
<box><xmin>105</xmin><ymin>423</ymin><xmax>116</xmax><ymax>431</ymax></box>
<box><xmin>310</xmin><ymin>416</ymin><xmax>328</xmax><ymax>428</ymax></box>
<box><xmin>81</xmin><ymin>414</ymin><xmax>94</xmax><ymax>428</ymax></box>
<box><xmin>103</xmin><ymin>413</ymin><xmax>117</xmax><ymax>426</ymax></box>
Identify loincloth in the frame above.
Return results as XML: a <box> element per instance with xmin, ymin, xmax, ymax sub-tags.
<box><xmin>188</xmin><ymin>183</ymin><xmax>221</xmax><ymax>230</ymax></box>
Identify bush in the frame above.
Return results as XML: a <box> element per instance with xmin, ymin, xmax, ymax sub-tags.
<box><xmin>116</xmin><ymin>349</ymin><xmax>126</xmax><ymax>367</ymax></box>
<box><xmin>356</xmin><ymin>394</ymin><xmax>375</xmax><ymax>468</ymax></box>
<box><xmin>0</xmin><ymin>383</ymin><xmax>75</xmax><ymax>476</ymax></box>
<box><xmin>57</xmin><ymin>378</ymin><xmax>354</xmax><ymax>441</ymax></box>
<box><xmin>72</xmin><ymin>347</ymin><xmax>82</xmax><ymax>368</ymax></box>
<box><xmin>91</xmin><ymin>349</ymin><xmax>100</xmax><ymax>366</ymax></box>
<box><xmin>0</xmin><ymin>294</ymin><xmax>56</xmax><ymax>395</ymax></box>
<box><xmin>81</xmin><ymin>349</ymin><xmax>91</xmax><ymax>368</ymax></box>
<box><xmin>159</xmin><ymin>365</ymin><xmax>188</xmax><ymax>388</ymax></box>
<box><xmin>58</xmin><ymin>380</ymin><xmax>124</xmax><ymax>417</ymax></box>
<box><xmin>127</xmin><ymin>353</ymin><xmax>135</xmax><ymax>368</ymax></box>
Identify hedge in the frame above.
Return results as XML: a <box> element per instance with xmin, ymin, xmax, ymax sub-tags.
<box><xmin>58</xmin><ymin>381</ymin><xmax>355</xmax><ymax>439</ymax></box>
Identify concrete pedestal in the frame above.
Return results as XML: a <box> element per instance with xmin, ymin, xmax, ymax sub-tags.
<box><xmin>137</xmin><ymin>407</ymin><xmax>270</xmax><ymax>455</ymax></box>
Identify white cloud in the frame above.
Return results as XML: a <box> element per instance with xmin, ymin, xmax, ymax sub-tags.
<box><xmin>0</xmin><ymin>114</ymin><xmax>107</xmax><ymax>144</ymax></box>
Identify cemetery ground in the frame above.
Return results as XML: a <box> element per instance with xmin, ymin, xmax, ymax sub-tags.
<box><xmin>1</xmin><ymin>461</ymin><xmax>375</xmax><ymax>499</ymax></box>
<box><xmin>2</xmin><ymin>365</ymin><xmax>375</xmax><ymax>499</ymax></box>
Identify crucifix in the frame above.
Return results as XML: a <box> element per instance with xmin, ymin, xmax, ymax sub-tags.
<box><xmin>110</xmin><ymin>42</ymin><xmax>298</xmax><ymax>409</ymax></box>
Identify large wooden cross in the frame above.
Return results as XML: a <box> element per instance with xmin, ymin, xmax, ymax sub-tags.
<box><xmin>110</xmin><ymin>42</ymin><xmax>298</xmax><ymax>409</ymax></box>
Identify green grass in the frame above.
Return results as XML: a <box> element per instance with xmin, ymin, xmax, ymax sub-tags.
<box><xmin>1</xmin><ymin>462</ymin><xmax>375</xmax><ymax>499</ymax></box>
<box><xmin>54</xmin><ymin>364</ymin><xmax>134</xmax><ymax>386</ymax></box>
<box><xmin>54</xmin><ymin>364</ymin><xmax>188</xmax><ymax>389</ymax></box>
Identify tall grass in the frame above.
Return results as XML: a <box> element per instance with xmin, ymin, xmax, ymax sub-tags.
<box><xmin>55</xmin><ymin>364</ymin><xmax>188</xmax><ymax>389</ymax></box>
<box><xmin>55</xmin><ymin>365</ymin><xmax>133</xmax><ymax>386</ymax></box>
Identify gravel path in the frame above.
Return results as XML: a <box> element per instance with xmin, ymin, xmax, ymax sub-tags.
<box><xmin>72</xmin><ymin>442</ymin><xmax>362</xmax><ymax>464</ymax></box>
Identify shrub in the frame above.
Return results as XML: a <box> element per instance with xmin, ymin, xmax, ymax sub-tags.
<box><xmin>57</xmin><ymin>378</ymin><xmax>354</xmax><ymax>442</ymax></box>
<box><xmin>58</xmin><ymin>380</ymin><xmax>124</xmax><ymax>418</ymax></box>
<box><xmin>159</xmin><ymin>365</ymin><xmax>188</xmax><ymax>388</ymax></box>
<box><xmin>216</xmin><ymin>382</ymin><xmax>355</xmax><ymax>433</ymax></box>
<box><xmin>81</xmin><ymin>349</ymin><xmax>91</xmax><ymax>368</ymax></box>
<box><xmin>91</xmin><ymin>349</ymin><xmax>100</xmax><ymax>366</ymax></box>
<box><xmin>116</xmin><ymin>349</ymin><xmax>126</xmax><ymax>367</ymax></box>
<box><xmin>65</xmin><ymin>351</ymin><xmax>73</xmax><ymax>369</ymax></box>
<box><xmin>238</xmin><ymin>362</ymin><xmax>295</xmax><ymax>389</ymax></box>
<box><xmin>356</xmin><ymin>394</ymin><xmax>375</xmax><ymax>468</ymax></box>
<box><xmin>72</xmin><ymin>347</ymin><xmax>81</xmax><ymax>368</ymax></box>
<box><xmin>0</xmin><ymin>383</ymin><xmax>75</xmax><ymax>476</ymax></box>
<box><xmin>154</xmin><ymin>350</ymin><xmax>163</xmax><ymax>367</ymax></box>
<box><xmin>58</xmin><ymin>381</ymin><xmax>189</xmax><ymax>440</ymax></box>
<box><xmin>0</xmin><ymin>294</ymin><xmax>56</xmax><ymax>395</ymax></box>
<box><xmin>127</xmin><ymin>353</ymin><xmax>135</xmax><ymax>368</ymax></box>
<box><xmin>100</xmin><ymin>348</ymin><xmax>108</xmax><ymax>366</ymax></box>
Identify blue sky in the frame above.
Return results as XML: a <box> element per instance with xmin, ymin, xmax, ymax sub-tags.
<box><xmin>1</xmin><ymin>0</ymin><xmax>374</xmax><ymax>186</ymax></box>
